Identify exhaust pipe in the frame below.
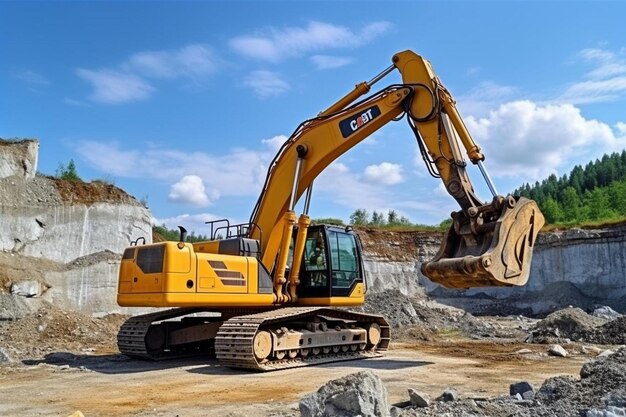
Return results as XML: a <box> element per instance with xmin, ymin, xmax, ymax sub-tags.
<box><xmin>177</xmin><ymin>226</ymin><xmax>188</xmax><ymax>249</ymax></box>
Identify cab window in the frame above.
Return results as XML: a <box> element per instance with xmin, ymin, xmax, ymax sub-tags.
<box><xmin>328</xmin><ymin>231</ymin><xmax>360</xmax><ymax>288</ymax></box>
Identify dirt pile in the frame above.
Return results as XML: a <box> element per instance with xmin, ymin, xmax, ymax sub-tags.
<box><xmin>588</xmin><ymin>317</ymin><xmax>626</xmax><ymax>345</ymax></box>
<box><xmin>354</xmin><ymin>289</ymin><xmax>522</xmax><ymax>342</ymax></box>
<box><xmin>529</xmin><ymin>307</ymin><xmax>607</xmax><ymax>344</ymax></box>
<box><xmin>0</xmin><ymin>303</ymin><xmax>126</xmax><ymax>361</ymax></box>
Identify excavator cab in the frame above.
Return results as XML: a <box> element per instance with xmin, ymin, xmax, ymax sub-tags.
<box><xmin>294</xmin><ymin>225</ymin><xmax>365</xmax><ymax>302</ymax></box>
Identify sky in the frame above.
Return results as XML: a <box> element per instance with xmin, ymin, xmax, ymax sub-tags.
<box><xmin>2</xmin><ymin>1</ymin><xmax>626</xmax><ymax>234</ymax></box>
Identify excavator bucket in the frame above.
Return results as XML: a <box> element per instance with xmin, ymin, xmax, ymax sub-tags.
<box><xmin>421</xmin><ymin>196</ymin><xmax>545</xmax><ymax>288</ymax></box>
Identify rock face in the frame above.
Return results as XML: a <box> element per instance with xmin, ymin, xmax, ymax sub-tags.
<box><xmin>0</xmin><ymin>174</ymin><xmax>151</xmax><ymax>263</ymax></box>
<box><xmin>0</xmin><ymin>139</ymin><xmax>38</xmax><ymax>180</ymax></box>
<box><xmin>358</xmin><ymin>229</ymin><xmax>438</xmax><ymax>297</ymax></box>
<box><xmin>357</xmin><ymin>224</ymin><xmax>626</xmax><ymax>315</ymax></box>
<box><xmin>299</xmin><ymin>370</ymin><xmax>390</xmax><ymax>417</ymax></box>
<box><xmin>0</xmin><ymin>139</ymin><xmax>152</xmax><ymax>316</ymax></box>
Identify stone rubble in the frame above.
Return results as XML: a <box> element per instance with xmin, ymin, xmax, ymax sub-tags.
<box><xmin>298</xmin><ymin>347</ymin><xmax>626</xmax><ymax>417</ymax></box>
<box><xmin>299</xmin><ymin>370</ymin><xmax>390</xmax><ymax>417</ymax></box>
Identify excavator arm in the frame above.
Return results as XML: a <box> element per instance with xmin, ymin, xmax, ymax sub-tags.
<box><xmin>249</xmin><ymin>50</ymin><xmax>544</xmax><ymax>301</ymax></box>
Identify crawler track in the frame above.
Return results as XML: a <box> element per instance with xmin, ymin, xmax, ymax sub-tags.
<box><xmin>117</xmin><ymin>308</ymin><xmax>213</xmax><ymax>360</ymax></box>
<box><xmin>215</xmin><ymin>307</ymin><xmax>390</xmax><ymax>371</ymax></box>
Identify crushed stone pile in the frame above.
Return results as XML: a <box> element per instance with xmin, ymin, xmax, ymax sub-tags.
<box><xmin>353</xmin><ymin>289</ymin><xmax>521</xmax><ymax>342</ymax></box>
<box><xmin>588</xmin><ymin>317</ymin><xmax>626</xmax><ymax>345</ymax></box>
<box><xmin>0</xmin><ymin>303</ymin><xmax>126</xmax><ymax>361</ymax></box>
<box><xmin>528</xmin><ymin>307</ymin><xmax>607</xmax><ymax>344</ymax></box>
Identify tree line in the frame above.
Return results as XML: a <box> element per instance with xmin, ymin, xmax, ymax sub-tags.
<box><xmin>514</xmin><ymin>151</ymin><xmax>626</xmax><ymax>224</ymax></box>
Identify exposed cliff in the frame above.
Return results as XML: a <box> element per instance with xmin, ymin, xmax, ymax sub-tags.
<box><xmin>0</xmin><ymin>139</ymin><xmax>152</xmax><ymax>318</ymax></box>
<box><xmin>358</xmin><ymin>224</ymin><xmax>626</xmax><ymax>316</ymax></box>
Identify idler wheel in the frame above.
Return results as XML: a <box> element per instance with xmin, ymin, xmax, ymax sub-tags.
<box><xmin>252</xmin><ymin>331</ymin><xmax>273</xmax><ymax>361</ymax></box>
<box><xmin>367</xmin><ymin>323</ymin><xmax>381</xmax><ymax>348</ymax></box>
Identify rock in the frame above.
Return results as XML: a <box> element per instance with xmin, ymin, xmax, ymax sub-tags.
<box><xmin>593</xmin><ymin>306</ymin><xmax>622</xmax><ymax>321</ymax></box>
<box><xmin>437</xmin><ymin>388</ymin><xmax>459</xmax><ymax>402</ymax></box>
<box><xmin>389</xmin><ymin>406</ymin><xmax>401</xmax><ymax>417</ymax></box>
<box><xmin>510</xmin><ymin>381</ymin><xmax>534</xmax><ymax>396</ymax></box>
<box><xmin>583</xmin><ymin>346</ymin><xmax>603</xmax><ymax>354</ymax></box>
<box><xmin>67</xmin><ymin>412</ymin><xmax>85</xmax><ymax>417</ymax></box>
<box><xmin>522</xmin><ymin>390</ymin><xmax>535</xmax><ymax>400</ymax></box>
<box><xmin>0</xmin><ymin>348</ymin><xmax>9</xmax><ymax>363</ymax></box>
<box><xmin>598</xmin><ymin>350</ymin><xmax>615</xmax><ymax>358</ymax></box>
<box><xmin>587</xmin><ymin>406</ymin><xmax>626</xmax><ymax>417</ymax></box>
<box><xmin>515</xmin><ymin>348</ymin><xmax>533</xmax><ymax>354</ymax></box>
<box><xmin>299</xmin><ymin>371</ymin><xmax>390</xmax><ymax>417</ymax></box>
<box><xmin>549</xmin><ymin>344</ymin><xmax>569</xmax><ymax>357</ymax></box>
<box><xmin>514</xmin><ymin>393</ymin><xmax>523</xmax><ymax>401</ymax></box>
<box><xmin>11</xmin><ymin>280</ymin><xmax>44</xmax><ymax>297</ymax></box>
<box><xmin>408</xmin><ymin>388</ymin><xmax>430</xmax><ymax>407</ymax></box>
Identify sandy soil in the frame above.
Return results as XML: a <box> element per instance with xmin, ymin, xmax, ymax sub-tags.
<box><xmin>0</xmin><ymin>340</ymin><xmax>588</xmax><ymax>417</ymax></box>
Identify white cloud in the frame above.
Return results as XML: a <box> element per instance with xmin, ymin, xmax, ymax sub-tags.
<box><xmin>76</xmin><ymin>68</ymin><xmax>154</xmax><ymax>104</ymax></box>
<box><xmin>126</xmin><ymin>44</ymin><xmax>217</xmax><ymax>79</ymax></box>
<box><xmin>15</xmin><ymin>70</ymin><xmax>50</xmax><ymax>86</ymax></box>
<box><xmin>230</xmin><ymin>21</ymin><xmax>392</xmax><ymax>62</ymax></box>
<box><xmin>315</xmin><ymin>161</ymin><xmax>388</xmax><ymax>211</ymax></box>
<box><xmin>561</xmin><ymin>78</ymin><xmax>626</xmax><ymax>104</ymax></box>
<box><xmin>457</xmin><ymin>81</ymin><xmax>518</xmax><ymax>117</ymax></box>
<box><xmin>77</xmin><ymin>44</ymin><xmax>218</xmax><ymax>104</ymax></box>
<box><xmin>310</xmin><ymin>55</ymin><xmax>352</xmax><ymax>70</ymax></box>
<box><xmin>75</xmin><ymin>134</ymin><xmax>286</xmax><ymax>204</ymax></box>
<box><xmin>262</xmin><ymin>134</ymin><xmax>288</xmax><ymax>154</ymax></box>
<box><xmin>560</xmin><ymin>47</ymin><xmax>626</xmax><ymax>104</ymax></box>
<box><xmin>363</xmin><ymin>162</ymin><xmax>404</xmax><ymax>185</ymax></box>
<box><xmin>168</xmin><ymin>175</ymin><xmax>218</xmax><ymax>207</ymax></box>
<box><xmin>244</xmin><ymin>71</ymin><xmax>289</xmax><ymax>97</ymax></box>
<box><xmin>465</xmin><ymin>100</ymin><xmax>626</xmax><ymax>181</ymax></box>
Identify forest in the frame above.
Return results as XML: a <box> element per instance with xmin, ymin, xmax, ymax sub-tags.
<box><xmin>514</xmin><ymin>150</ymin><xmax>626</xmax><ymax>224</ymax></box>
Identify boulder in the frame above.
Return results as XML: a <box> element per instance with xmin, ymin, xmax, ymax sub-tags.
<box><xmin>11</xmin><ymin>280</ymin><xmax>45</xmax><ymax>297</ymax></box>
<box><xmin>510</xmin><ymin>381</ymin><xmax>534</xmax><ymax>397</ymax></box>
<box><xmin>592</xmin><ymin>306</ymin><xmax>622</xmax><ymax>321</ymax></box>
<box><xmin>408</xmin><ymin>388</ymin><xmax>430</xmax><ymax>407</ymax></box>
<box><xmin>548</xmin><ymin>344</ymin><xmax>569</xmax><ymax>357</ymax></box>
<box><xmin>299</xmin><ymin>371</ymin><xmax>390</xmax><ymax>417</ymax></box>
<box><xmin>437</xmin><ymin>388</ymin><xmax>459</xmax><ymax>402</ymax></box>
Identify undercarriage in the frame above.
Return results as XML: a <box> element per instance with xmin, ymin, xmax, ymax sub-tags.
<box><xmin>118</xmin><ymin>307</ymin><xmax>390</xmax><ymax>371</ymax></box>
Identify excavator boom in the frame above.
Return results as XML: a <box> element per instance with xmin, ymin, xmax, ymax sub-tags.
<box><xmin>249</xmin><ymin>50</ymin><xmax>544</xmax><ymax>290</ymax></box>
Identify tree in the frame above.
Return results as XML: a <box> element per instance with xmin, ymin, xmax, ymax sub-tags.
<box><xmin>560</xmin><ymin>186</ymin><xmax>582</xmax><ymax>222</ymax></box>
<box><xmin>541</xmin><ymin>198</ymin><xmax>563</xmax><ymax>224</ymax></box>
<box><xmin>387</xmin><ymin>209</ymin><xmax>399</xmax><ymax>225</ymax></box>
<box><xmin>585</xmin><ymin>188</ymin><xmax>617</xmax><ymax>221</ymax></box>
<box><xmin>349</xmin><ymin>209</ymin><xmax>369</xmax><ymax>225</ymax></box>
<box><xmin>56</xmin><ymin>159</ymin><xmax>81</xmax><ymax>181</ymax></box>
<box><xmin>370</xmin><ymin>211</ymin><xmax>385</xmax><ymax>226</ymax></box>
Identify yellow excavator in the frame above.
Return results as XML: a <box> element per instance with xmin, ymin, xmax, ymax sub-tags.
<box><xmin>116</xmin><ymin>50</ymin><xmax>544</xmax><ymax>371</ymax></box>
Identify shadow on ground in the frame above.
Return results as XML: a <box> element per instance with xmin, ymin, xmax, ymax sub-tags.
<box><xmin>188</xmin><ymin>357</ymin><xmax>433</xmax><ymax>375</ymax></box>
<box><xmin>21</xmin><ymin>352</ymin><xmax>230</xmax><ymax>374</ymax></box>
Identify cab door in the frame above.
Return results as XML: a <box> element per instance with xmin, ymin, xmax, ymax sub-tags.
<box><xmin>327</xmin><ymin>230</ymin><xmax>364</xmax><ymax>297</ymax></box>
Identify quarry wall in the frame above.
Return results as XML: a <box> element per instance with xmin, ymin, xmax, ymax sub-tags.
<box><xmin>0</xmin><ymin>139</ymin><xmax>152</xmax><ymax>317</ymax></box>
<box><xmin>2</xmin><ymin>139</ymin><xmax>625</xmax><ymax>317</ymax></box>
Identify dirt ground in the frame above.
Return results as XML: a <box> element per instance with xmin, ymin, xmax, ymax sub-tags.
<box><xmin>0</xmin><ymin>337</ymin><xmax>590</xmax><ymax>417</ymax></box>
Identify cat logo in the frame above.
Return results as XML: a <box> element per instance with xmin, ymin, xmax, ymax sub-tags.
<box><xmin>339</xmin><ymin>106</ymin><xmax>381</xmax><ymax>138</ymax></box>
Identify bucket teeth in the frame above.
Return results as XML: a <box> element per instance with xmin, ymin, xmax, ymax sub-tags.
<box><xmin>422</xmin><ymin>196</ymin><xmax>544</xmax><ymax>288</ymax></box>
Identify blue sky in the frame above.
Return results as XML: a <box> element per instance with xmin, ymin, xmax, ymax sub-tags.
<box><xmin>2</xmin><ymin>1</ymin><xmax>626</xmax><ymax>233</ymax></box>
